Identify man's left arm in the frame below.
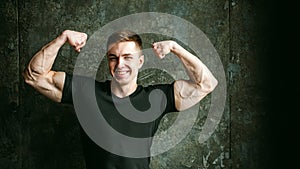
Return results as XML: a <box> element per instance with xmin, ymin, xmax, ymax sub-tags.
<box><xmin>152</xmin><ymin>41</ymin><xmax>218</xmax><ymax>111</ymax></box>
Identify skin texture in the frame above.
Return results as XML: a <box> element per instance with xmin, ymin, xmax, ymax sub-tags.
<box><xmin>23</xmin><ymin>30</ymin><xmax>218</xmax><ymax>111</ymax></box>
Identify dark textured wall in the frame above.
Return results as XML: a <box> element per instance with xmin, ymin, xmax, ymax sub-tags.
<box><xmin>0</xmin><ymin>0</ymin><xmax>279</xmax><ymax>168</ymax></box>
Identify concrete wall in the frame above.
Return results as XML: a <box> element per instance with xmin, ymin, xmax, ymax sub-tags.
<box><xmin>0</xmin><ymin>0</ymin><xmax>276</xmax><ymax>168</ymax></box>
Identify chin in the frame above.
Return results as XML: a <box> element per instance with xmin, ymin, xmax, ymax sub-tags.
<box><xmin>112</xmin><ymin>77</ymin><xmax>130</xmax><ymax>85</ymax></box>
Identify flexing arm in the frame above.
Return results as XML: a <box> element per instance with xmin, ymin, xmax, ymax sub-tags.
<box><xmin>23</xmin><ymin>30</ymin><xmax>87</xmax><ymax>102</ymax></box>
<box><xmin>152</xmin><ymin>41</ymin><xmax>218</xmax><ymax>111</ymax></box>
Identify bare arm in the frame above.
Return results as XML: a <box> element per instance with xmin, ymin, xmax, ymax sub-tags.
<box><xmin>23</xmin><ymin>30</ymin><xmax>87</xmax><ymax>102</ymax></box>
<box><xmin>152</xmin><ymin>41</ymin><xmax>218</xmax><ymax>111</ymax></box>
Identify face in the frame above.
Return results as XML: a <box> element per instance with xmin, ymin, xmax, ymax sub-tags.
<box><xmin>107</xmin><ymin>41</ymin><xmax>144</xmax><ymax>86</ymax></box>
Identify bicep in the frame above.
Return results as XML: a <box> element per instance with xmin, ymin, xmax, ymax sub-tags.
<box><xmin>29</xmin><ymin>71</ymin><xmax>66</xmax><ymax>102</ymax></box>
<box><xmin>174</xmin><ymin>80</ymin><xmax>209</xmax><ymax>111</ymax></box>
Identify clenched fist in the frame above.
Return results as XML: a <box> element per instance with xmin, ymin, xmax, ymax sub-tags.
<box><xmin>152</xmin><ymin>40</ymin><xmax>177</xmax><ymax>59</ymax></box>
<box><xmin>62</xmin><ymin>30</ymin><xmax>88</xmax><ymax>52</ymax></box>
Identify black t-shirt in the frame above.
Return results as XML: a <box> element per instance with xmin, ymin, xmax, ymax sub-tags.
<box><xmin>61</xmin><ymin>74</ymin><xmax>178</xmax><ymax>169</ymax></box>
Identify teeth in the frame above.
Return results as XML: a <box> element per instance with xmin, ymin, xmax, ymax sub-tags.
<box><xmin>116</xmin><ymin>71</ymin><xmax>127</xmax><ymax>75</ymax></box>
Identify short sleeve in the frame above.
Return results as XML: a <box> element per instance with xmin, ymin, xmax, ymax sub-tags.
<box><xmin>61</xmin><ymin>73</ymin><xmax>73</xmax><ymax>104</ymax></box>
<box><xmin>153</xmin><ymin>82</ymin><xmax>179</xmax><ymax>114</ymax></box>
<box><xmin>61</xmin><ymin>73</ymin><xmax>99</xmax><ymax>104</ymax></box>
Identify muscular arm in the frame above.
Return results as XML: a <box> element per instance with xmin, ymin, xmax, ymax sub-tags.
<box><xmin>23</xmin><ymin>30</ymin><xmax>87</xmax><ymax>102</ymax></box>
<box><xmin>152</xmin><ymin>41</ymin><xmax>218</xmax><ymax>111</ymax></box>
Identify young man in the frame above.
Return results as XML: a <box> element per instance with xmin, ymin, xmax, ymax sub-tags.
<box><xmin>23</xmin><ymin>30</ymin><xmax>218</xmax><ymax>169</ymax></box>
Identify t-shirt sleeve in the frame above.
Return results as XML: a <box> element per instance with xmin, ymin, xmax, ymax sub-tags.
<box><xmin>154</xmin><ymin>82</ymin><xmax>179</xmax><ymax>114</ymax></box>
<box><xmin>61</xmin><ymin>73</ymin><xmax>97</xmax><ymax>104</ymax></box>
<box><xmin>61</xmin><ymin>73</ymin><xmax>73</xmax><ymax>104</ymax></box>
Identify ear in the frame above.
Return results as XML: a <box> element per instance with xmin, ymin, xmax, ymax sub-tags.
<box><xmin>138</xmin><ymin>55</ymin><xmax>144</xmax><ymax>69</ymax></box>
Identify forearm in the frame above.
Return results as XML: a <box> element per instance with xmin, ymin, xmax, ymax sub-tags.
<box><xmin>171</xmin><ymin>42</ymin><xmax>218</xmax><ymax>90</ymax></box>
<box><xmin>153</xmin><ymin>40</ymin><xmax>218</xmax><ymax>111</ymax></box>
<box><xmin>25</xmin><ymin>32</ymin><xmax>67</xmax><ymax>79</ymax></box>
<box><xmin>23</xmin><ymin>30</ymin><xmax>87</xmax><ymax>102</ymax></box>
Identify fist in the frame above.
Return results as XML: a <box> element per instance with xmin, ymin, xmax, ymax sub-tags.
<box><xmin>63</xmin><ymin>30</ymin><xmax>88</xmax><ymax>52</ymax></box>
<box><xmin>152</xmin><ymin>40</ymin><xmax>176</xmax><ymax>59</ymax></box>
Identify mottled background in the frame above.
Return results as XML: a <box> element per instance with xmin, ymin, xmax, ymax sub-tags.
<box><xmin>0</xmin><ymin>0</ymin><xmax>297</xmax><ymax>169</ymax></box>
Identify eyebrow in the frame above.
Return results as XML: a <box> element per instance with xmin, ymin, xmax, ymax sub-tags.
<box><xmin>107</xmin><ymin>53</ymin><xmax>134</xmax><ymax>57</ymax></box>
<box><xmin>107</xmin><ymin>53</ymin><xmax>117</xmax><ymax>57</ymax></box>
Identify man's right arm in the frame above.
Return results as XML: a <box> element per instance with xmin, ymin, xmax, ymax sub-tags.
<box><xmin>23</xmin><ymin>30</ymin><xmax>87</xmax><ymax>102</ymax></box>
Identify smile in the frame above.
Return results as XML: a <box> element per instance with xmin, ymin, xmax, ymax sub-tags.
<box><xmin>116</xmin><ymin>71</ymin><xmax>128</xmax><ymax>75</ymax></box>
<box><xmin>115</xmin><ymin>70</ymin><xmax>130</xmax><ymax>77</ymax></box>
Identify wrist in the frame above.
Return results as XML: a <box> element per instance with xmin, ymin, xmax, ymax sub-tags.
<box><xmin>170</xmin><ymin>41</ymin><xmax>182</xmax><ymax>54</ymax></box>
<box><xmin>56</xmin><ymin>30</ymin><xmax>69</xmax><ymax>45</ymax></box>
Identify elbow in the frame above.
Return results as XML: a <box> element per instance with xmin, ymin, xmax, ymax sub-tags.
<box><xmin>200</xmin><ymin>77</ymin><xmax>218</xmax><ymax>93</ymax></box>
<box><xmin>210</xmin><ymin>77</ymin><xmax>218</xmax><ymax>91</ymax></box>
<box><xmin>22</xmin><ymin>67</ymin><xmax>36</xmax><ymax>87</ymax></box>
<box><xmin>22</xmin><ymin>68</ymin><xmax>31</xmax><ymax>84</ymax></box>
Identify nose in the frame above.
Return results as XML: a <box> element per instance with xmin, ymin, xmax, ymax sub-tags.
<box><xmin>116</xmin><ymin>57</ymin><xmax>125</xmax><ymax>68</ymax></box>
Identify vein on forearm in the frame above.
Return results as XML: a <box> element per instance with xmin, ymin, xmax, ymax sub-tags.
<box><xmin>29</xmin><ymin>38</ymin><xmax>63</xmax><ymax>77</ymax></box>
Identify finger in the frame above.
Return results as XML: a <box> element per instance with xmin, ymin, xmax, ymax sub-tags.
<box><xmin>78</xmin><ymin>41</ymin><xmax>86</xmax><ymax>50</ymax></box>
<box><xmin>152</xmin><ymin>42</ymin><xmax>159</xmax><ymax>49</ymax></box>
<box><xmin>159</xmin><ymin>54</ymin><xmax>165</xmax><ymax>59</ymax></box>
<box><xmin>75</xmin><ymin>39</ymin><xmax>83</xmax><ymax>45</ymax></box>
<box><xmin>153</xmin><ymin>50</ymin><xmax>164</xmax><ymax>59</ymax></box>
<box><xmin>73</xmin><ymin>46</ymin><xmax>78</xmax><ymax>52</ymax></box>
<box><xmin>152</xmin><ymin>47</ymin><xmax>160</xmax><ymax>56</ymax></box>
<box><xmin>81</xmin><ymin>33</ymin><xmax>88</xmax><ymax>40</ymax></box>
<box><xmin>72</xmin><ymin>45</ymin><xmax>80</xmax><ymax>52</ymax></box>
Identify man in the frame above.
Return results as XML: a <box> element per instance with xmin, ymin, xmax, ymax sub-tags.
<box><xmin>23</xmin><ymin>30</ymin><xmax>218</xmax><ymax>169</ymax></box>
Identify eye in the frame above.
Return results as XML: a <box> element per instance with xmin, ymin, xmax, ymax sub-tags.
<box><xmin>108</xmin><ymin>55</ymin><xmax>118</xmax><ymax>61</ymax></box>
<box><xmin>109</xmin><ymin>58</ymin><xmax>117</xmax><ymax>61</ymax></box>
<box><xmin>124</xmin><ymin>56</ymin><xmax>133</xmax><ymax>60</ymax></box>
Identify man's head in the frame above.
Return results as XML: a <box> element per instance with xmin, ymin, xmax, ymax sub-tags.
<box><xmin>106</xmin><ymin>30</ymin><xmax>144</xmax><ymax>86</ymax></box>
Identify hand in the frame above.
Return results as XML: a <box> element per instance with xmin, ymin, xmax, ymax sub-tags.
<box><xmin>62</xmin><ymin>30</ymin><xmax>88</xmax><ymax>52</ymax></box>
<box><xmin>152</xmin><ymin>40</ymin><xmax>176</xmax><ymax>59</ymax></box>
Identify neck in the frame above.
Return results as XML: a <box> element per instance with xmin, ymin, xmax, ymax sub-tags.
<box><xmin>110</xmin><ymin>80</ymin><xmax>138</xmax><ymax>98</ymax></box>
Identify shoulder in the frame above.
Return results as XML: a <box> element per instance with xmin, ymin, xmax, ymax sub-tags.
<box><xmin>139</xmin><ymin>82</ymin><xmax>178</xmax><ymax>113</ymax></box>
<box><xmin>142</xmin><ymin>82</ymin><xmax>175</xmax><ymax>91</ymax></box>
<box><xmin>138</xmin><ymin>82</ymin><xmax>175</xmax><ymax>99</ymax></box>
<box><xmin>95</xmin><ymin>80</ymin><xmax>110</xmax><ymax>92</ymax></box>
